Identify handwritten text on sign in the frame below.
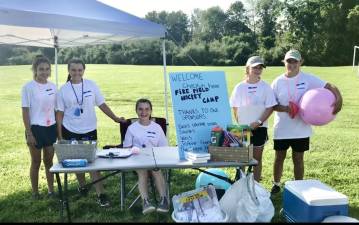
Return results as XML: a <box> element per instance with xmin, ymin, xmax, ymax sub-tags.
<box><xmin>170</xmin><ymin>71</ymin><xmax>231</xmax><ymax>160</ymax></box>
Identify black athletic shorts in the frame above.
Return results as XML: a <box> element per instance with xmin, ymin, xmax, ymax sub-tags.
<box><xmin>273</xmin><ymin>137</ymin><xmax>310</xmax><ymax>152</ymax></box>
<box><xmin>29</xmin><ymin>124</ymin><xmax>57</xmax><ymax>149</ymax></box>
<box><xmin>62</xmin><ymin>125</ymin><xmax>97</xmax><ymax>141</ymax></box>
<box><xmin>250</xmin><ymin>127</ymin><xmax>268</xmax><ymax>147</ymax></box>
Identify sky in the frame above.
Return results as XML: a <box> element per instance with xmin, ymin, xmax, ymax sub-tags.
<box><xmin>98</xmin><ymin>0</ymin><xmax>241</xmax><ymax>18</ymax></box>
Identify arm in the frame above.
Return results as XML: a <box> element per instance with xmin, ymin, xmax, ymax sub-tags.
<box><xmin>232</xmin><ymin>107</ymin><xmax>238</xmax><ymax>122</ymax></box>
<box><xmin>324</xmin><ymin>83</ymin><xmax>343</xmax><ymax>114</ymax></box>
<box><xmin>250</xmin><ymin>107</ymin><xmax>274</xmax><ymax>130</ymax></box>
<box><xmin>98</xmin><ymin>103</ymin><xmax>125</xmax><ymax>123</ymax></box>
<box><xmin>22</xmin><ymin>107</ymin><xmax>37</xmax><ymax>147</ymax></box>
<box><xmin>56</xmin><ymin>111</ymin><xmax>64</xmax><ymax>140</ymax></box>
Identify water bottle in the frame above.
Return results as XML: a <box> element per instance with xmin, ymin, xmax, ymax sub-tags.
<box><xmin>62</xmin><ymin>159</ymin><xmax>88</xmax><ymax>167</ymax></box>
<box><xmin>210</xmin><ymin>126</ymin><xmax>223</xmax><ymax>146</ymax></box>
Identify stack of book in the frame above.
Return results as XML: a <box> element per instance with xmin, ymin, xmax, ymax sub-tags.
<box><xmin>185</xmin><ymin>151</ymin><xmax>211</xmax><ymax>163</ymax></box>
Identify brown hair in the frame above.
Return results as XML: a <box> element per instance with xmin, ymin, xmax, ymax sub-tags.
<box><xmin>66</xmin><ymin>58</ymin><xmax>86</xmax><ymax>82</ymax></box>
<box><xmin>31</xmin><ymin>55</ymin><xmax>51</xmax><ymax>79</ymax></box>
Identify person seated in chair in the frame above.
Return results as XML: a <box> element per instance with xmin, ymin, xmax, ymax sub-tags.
<box><xmin>123</xmin><ymin>98</ymin><xmax>169</xmax><ymax>215</ymax></box>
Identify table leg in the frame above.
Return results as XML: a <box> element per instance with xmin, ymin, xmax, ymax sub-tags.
<box><xmin>55</xmin><ymin>173</ymin><xmax>64</xmax><ymax>222</ymax></box>
<box><xmin>64</xmin><ymin>173</ymin><xmax>71</xmax><ymax>223</ymax></box>
<box><xmin>120</xmin><ymin>172</ymin><xmax>125</xmax><ymax>211</ymax></box>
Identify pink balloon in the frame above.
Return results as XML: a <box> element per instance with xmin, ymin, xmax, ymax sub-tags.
<box><xmin>299</xmin><ymin>88</ymin><xmax>336</xmax><ymax>126</ymax></box>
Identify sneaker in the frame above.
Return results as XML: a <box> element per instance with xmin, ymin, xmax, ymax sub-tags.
<box><xmin>32</xmin><ymin>192</ymin><xmax>40</xmax><ymax>200</ymax></box>
<box><xmin>97</xmin><ymin>193</ymin><xmax>110</xmax><ymax>207</ymax></box>
<box><xmin>77</xmin><ymin>186</ymin><xmax>89</xmax><ymax>196</ymax></box>
<box><xmin>142</xmin><ymin>198</ymin><xmax>156</xmax><ymax>215</ymax></box>
<box><xmin>156</xmin><ymin>196</ymin><xmax>169</xmax><ymax>213</ymax></box>
<box><xmin>47</xmin><ymin>191</ymin><xmax>56</xmax><ymax>198</ymax></box>
<box><xmin>271</xmin><ymin>184</ymin><xmax>281</xmax><ymax>195</ymax></box>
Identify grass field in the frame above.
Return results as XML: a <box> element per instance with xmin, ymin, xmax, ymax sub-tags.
<box><xmin>0</xmin><ymin>64</ymin><xmax>358</xmax><ymax>222</ymax></box>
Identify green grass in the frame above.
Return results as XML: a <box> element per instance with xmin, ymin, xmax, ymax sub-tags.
<box><xmin>0</xmin><ymin>64</ymin><xmax>358</xmax><ymax>222</ymax></box>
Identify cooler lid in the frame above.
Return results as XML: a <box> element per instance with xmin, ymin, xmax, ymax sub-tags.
<box><xmin>284</xmin><ymin>180</ymin><xmax>348</xmax><ymax>206</ymax></box>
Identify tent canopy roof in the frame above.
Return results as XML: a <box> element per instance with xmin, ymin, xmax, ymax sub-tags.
<box><xmin>0</xmin><ymin>0</ymin><xmax>166</xmax><ymax>48</ymax></box>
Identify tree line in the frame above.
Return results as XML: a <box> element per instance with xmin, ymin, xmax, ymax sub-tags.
<box><xmin>0</xmin><ymin>0</ymin><xmax>358</xmax><ymax>66</ymax></box>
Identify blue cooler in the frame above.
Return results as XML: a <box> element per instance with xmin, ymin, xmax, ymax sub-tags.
<box><xmin>283</xmin><ymin>180</ymin><xmax>348</xmax><ymax>222</ymax></box>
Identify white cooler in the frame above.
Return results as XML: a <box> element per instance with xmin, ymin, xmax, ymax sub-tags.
<box><xmin>283</xmin><ymin>179</ymin><xmax>348</xmax><ymax>222</ymax></box>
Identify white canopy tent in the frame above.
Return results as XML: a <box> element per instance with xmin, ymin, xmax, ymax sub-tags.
<box><xmin>0</xmin><ymin>0</ymin><xmax>169</xmax><ymax>122</ymax></box>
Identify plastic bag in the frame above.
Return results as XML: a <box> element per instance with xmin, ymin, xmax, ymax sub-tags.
<box><xmin>219</xmin><ymin>171</ymin><xmax>274</xmax><ymax>222</ymax></box>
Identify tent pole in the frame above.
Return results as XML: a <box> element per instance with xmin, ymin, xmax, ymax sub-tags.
<box><xmin>54</xmin><ymin>35</ymin><xmax>59</xmax><ymax>88</ymax></box>
<box><xmin>162</xmin><ymin>38</ymin><xmax>169</xmax><ymax>138</ymax></box>
<box><xmin>55</xmin><ymin>47</ymin><xmax>58</xmax><ymax>88</ymax></box>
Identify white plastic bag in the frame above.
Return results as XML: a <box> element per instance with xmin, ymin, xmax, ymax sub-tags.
<box><xmin>219</xmin><ymin>171</ymin><xmax>274</xmax><ymax>223</ymax></box>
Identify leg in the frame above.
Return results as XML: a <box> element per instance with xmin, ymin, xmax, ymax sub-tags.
<box><xmin>136</xmin><ymin>170</ymin><xmax>149</xmax><ymax>199</ymax></box>
<box><xmin>253</xmin><ymin>146</ymin><xmax>264</xmax><ymax>182</ymax></box>
<box><xmin>137</xmin><ymin>170</ymin><xmax>155</xmax><ymax>214</ymax></box>
<box><xmin>151</xmin><ymin>170</ymin><xmax>167</xmax><ymax>197</ymax></box>
<box><xmin>43</xmin><ymin>146</ymin><xmax>55</xmax><ymax>193</ymax></box>
<box><xmin>76</xmin><ymin>173</ymin><xmax>86</xmax><ymax>188</ymax></box>
<box><xmin>151</xmin><ymin>170</ymin><xmax>170</xmax><ymax>213</ymax></box>
<box><xmin>28</xmin><ymin>146</ymin><xmax>41</xmax><ymax>197</ymax></box>
<box><xmin>90</xmin><ymin>171</ymin><xmax>105</xmax><ymax>195</ymax></box>
<box><xmin>273</xmin><ymin>150</ymin><xmax>287</xmax><ymax>183</ymax></box>
<box><xmin>292</xmin><ymin>151</ymin><xmax>304</xmax><ymax>180</ymax></box>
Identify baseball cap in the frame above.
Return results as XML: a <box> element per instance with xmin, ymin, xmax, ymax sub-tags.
<box><xmin>284</xmin><ymin>49</ymin><xmax>302</xmax><ymax>61</ymax></box>
<box><xmin>246</xmin><ymin>56</ymin><xmax>266</xmax><ymax>68</ymax></box>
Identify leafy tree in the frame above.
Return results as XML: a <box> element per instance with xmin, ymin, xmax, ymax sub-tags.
<box><xmin>224</xmin><ymin>1</ymin><xmax>251</xmax><ymax>36</ymax></box>
<box><xmin>146</xmin><ymin>11</ymin><xmax>190</xmax><ymax>46</ymax></box>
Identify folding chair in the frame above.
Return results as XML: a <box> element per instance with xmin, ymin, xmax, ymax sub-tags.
<box><xmin>103</xmin><ymin>117</ymin><xmax>169</xmax><ymax>210</ymax></box>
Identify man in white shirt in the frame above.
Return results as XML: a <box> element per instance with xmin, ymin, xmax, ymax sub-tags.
<box><xmin>270</xmin><ymin>49</ymin><xmax>342</xmax><ymax>194</ymax></box>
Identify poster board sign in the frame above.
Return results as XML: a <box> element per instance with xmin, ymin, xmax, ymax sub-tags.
<box><xmin>169</xmin><ymin>71</ymin><xmax>232</xmax><ymax>160</ymax></box>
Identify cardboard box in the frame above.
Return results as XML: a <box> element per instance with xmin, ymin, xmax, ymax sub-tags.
<box><xmin>283</xmin><ymin>180</ymin><xmax>348</xmax><ymax>222</ymax></box>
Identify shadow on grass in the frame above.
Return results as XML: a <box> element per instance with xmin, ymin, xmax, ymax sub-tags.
<box><xmin>0</xmin><ymin>169</ymin><xmax>307</xmax><ymax>223</ymax></box>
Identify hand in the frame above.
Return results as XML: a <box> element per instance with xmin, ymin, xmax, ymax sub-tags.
<box><xmin>332</xmin><ymin>97</ymin><xmax>342</xmax><ymax>115</ymax></box>
<box><xmin>288</xmin><ymin>101</ymin><xmax>299</xmax><ymax>119</ymax></box>
<box><xmin>249</xmin><ymin>121</ymin><xmax>260</xmax><ymax>130</ymax></box>
<box><xmin>26</xmin><ymin>133</ymin><xmax>37</xmax><ymax>147</ymax></box>
<box><xmin>114</xmin><ymin>116</ymin><xmax>126</xmax><ymax>123</ymax></box>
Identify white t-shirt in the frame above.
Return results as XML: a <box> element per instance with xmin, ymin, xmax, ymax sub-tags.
<box><xmin>57</xmin><ymin>79</ymin><xmax>105</xmax><ymax>134</ymax></box>
<box><xmin>123</xmin><ymin>121</ymin><xmax>168</xmax><ymax>148</ymax></box>
<box><xmin>21</xmin><ymin>80</ymin><xmax>57</xmax><ymax>126</ymax></box>
<box><xmin>271</xmin><ymin>71</ymin><xmax>326</xmax><ymax>139</ymax></box>
<box><xmin>229</xmin><ymin>80</ymin><xmax>277</xmax><ymax>127</ymax></box>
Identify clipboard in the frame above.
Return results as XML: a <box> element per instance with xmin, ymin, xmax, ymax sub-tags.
<box><xmin>97</xmin><ymin>148</ymin><xmax>133</xmax><ymax>158</ymax></box>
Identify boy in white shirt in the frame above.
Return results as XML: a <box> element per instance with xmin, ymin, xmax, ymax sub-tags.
<box><xmin>230</xmin><ymin>56</ymin><xmax>277</xmax><ymax>182</ymax></box>
<box><xmin>270</xmin><ymin>49</ymin><xmax>342</xmax><ymax>194</ymax></box>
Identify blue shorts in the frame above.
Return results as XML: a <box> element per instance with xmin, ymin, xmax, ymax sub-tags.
<box><xmin>29</xmin><ymin>124</ymin><xmax>57</xmax><ymax>149</ymax></box>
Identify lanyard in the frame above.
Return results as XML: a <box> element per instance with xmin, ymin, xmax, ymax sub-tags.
<box><xmin>285</xmin><ymin>74</ymin><xmax>299</xmax><ymax>102</ymax></box>
<box><xmin>70</xmin><ymin>80</ymin><xmax>84</xmax><ymax>112</ymax></box>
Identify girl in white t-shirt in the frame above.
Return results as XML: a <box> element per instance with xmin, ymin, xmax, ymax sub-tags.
<box><xmin>56</xmin><ymin>58</ymin><xmax>125</xmax><ymax>207</ymax></box>
<box><xmin>229</xmin><ymin>56</ymin><xmax>277</xmax><ymax>182</ymax></box>
<box><xmin>270</xmin><ymin>49</ymin><xmax>343</xmax><ymax>195</ymax></box>
<box><xmin>123</xmin><ymin>99</ymin><xmax>169</xmax><ymax>215</ymax></box>
<box><xmin>21</xmin><ymin>55</ymin><xmax>57</xmax><ymax>199</ymax></box>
